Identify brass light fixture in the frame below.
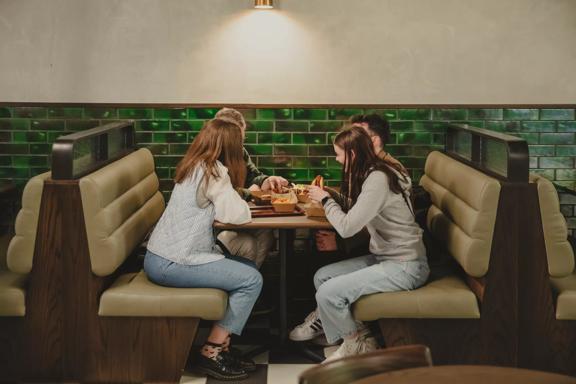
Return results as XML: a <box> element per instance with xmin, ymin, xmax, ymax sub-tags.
<box><xmin>255</xmin><ymin>0</ymin><xmax>273</xmax><ymax>9</ymax></box>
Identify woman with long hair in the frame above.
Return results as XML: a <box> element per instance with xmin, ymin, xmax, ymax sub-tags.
<box><xmin>144</xmin><ymin>119</ymin><xmax>262</xmax><ymax>381</ymax></box>
<box><xmin>289</xmin><ymin>126</ymin><xmax>429</xmax><ymax>362</ymax></box>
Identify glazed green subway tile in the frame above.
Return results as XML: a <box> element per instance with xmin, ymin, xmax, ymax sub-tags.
<box><xmin>398</xmin><ymin>109</ymin><xmax>431</xmax><ymax>120</ymax></box>
<box><xmin>504</xmin><ymin>109</ymin><xmax>539</xmax><ymax>120</ymax></box>
<box><xmin>135</xmin><ymin>132</ymin><xmax>152</xmax><ymax>143</ymax></box>
<box><xmin>556</xmin><ymin>146</ymin><xmax>576</xmax><ymax>156</ymax></box>
<box><xmin>413</xmin><ymin>145</ymin><xmax>444</xmax><ymax>157</ymax></box>
<box><xmin>411</xmin><ymin>169</ymin><xmax>424</xmax><ymax>181</ymax></box>
<box><xmin>236</xmin><ymin>108</ymin><xmax>257</xmax><ymax>119</ymax></box>
<box><xmin>13</xmin><ymin>132</ymin><xmax>47</xmax><ymax>143</ymax></box>
<box><xmin>521</xmin><ymin>121</ymin><xmax>556</xmax><ymax>132</ymax></box>
<box><xmin>556</xmin><ymin>170</ymin><xmax>576</xmax><ymax>181</ymax></box>
<box><xmin>308</xmin><ymin>145</ymin><xmax>335</xmax><ymax>156</ymax></box>
<box><xmin>0</xmin><ymin>119</ymin><xmax>29</xmax><ymax>131</ymax></box>
<box><xmin>31</xmin><ymin>167</ymin><xmax>50</xmax><ymax>177</ymax></box>
<box><xmin>245</xmin><ymin>132</ymin><xmax>257</xmax><ymax>144</ymax></box>
<box><xmin>47</xmin><ymin>107</ymin><xmax>83</xmax><ymax>119</ymax></box>
<box><xmin>153</xmin><ymin>132</ymin><xmax>187</xmax><ymax>143</ymax></box>
<box><xmin>540</xmin><ymin>133</ymin><xmax>574</xmax><ymax>145</ymax></box>
<box><xmin>146</xmin><ymin>144</ymin><xmax>169</xmax><ymax>155</ymax></box>
<box><xmin>396</xmin><ymin>132</ymin><xmax>432</xmax><ymax>145</ymax></box>
<box><xmin>399</xmin><ymin>157</ymin><xmax>426</xmax><ymax>168</ymax></box>
<box><xmin>187</xmin><ymin>108</ymin><xmax>219</xmax><ymax>119</ymax></box>
<box><xmin>169</xmin><ymin>144</ymin><xmax>189</xmax><ymax>155</ymax></box>
<box><xmin>11</xmin><ymin>156</ymin><xmax>47</xmax><ymax>167</ymax></box>
<box><xmin>290</xmin><ymin>157</ymin><xmax>310</xmax><ymax>168</ymax></box>
<box><xmin>310</xmin><ymin>168</ymin><xmax>342</xmax><ymax>180</ymax></box>
<box><xmin>30</xmin><ymin>144</ymin><xmax>50</xmax><ymax>153</ymax></box>
<box><xmin>431</xmin><ymin>109</ymin><xmax>467</xmax><ymax>120</ymax></box>
<box><xmin>510</xmin><ymin>133</ymin><xmax>539</xmax><ymax>145</ymax></box>
<box><xmin>274</xmin><ymin>145</ymin><xmax>307</xmax><ymax>156</ymax></box>
<box><xmin>274</xmin><ymin>169</ymin><xmax>308</xmax><ymax>180</ymax></box>
<box><xmin>85</xmin><ymin>107</ymin><xmax>118</xmax><ymax>119</ymax></box>
<box><xmin>294</xmin><ymin>109</ymin><xmax>328</xmax><ymax>120</ymax></box>
<box><xmin>328</xmin><ymin>109</ymin><xmax>363</xmax><ymax>120</ymax></box>
<box><xmin>47</xmin><ymin>132</ymin><xmax>67</xmax><ymax>142</ymax></box>
<box><xmin>139</xmin><ymin>120</ymin><xmax>170</xmax><ymax>131</ymax></box>
<box><xmin>539</xmin><ymin>157</ymin><xmax>573</xmax><ymax>169</ymax></box>
<box><xmin>467</xmin><ymin>109</ymin><xmax>503</xmax><ymax>120</ymax></box>
<box><xmin>307</xmin><ymin>157</ymin><xmax>327</xmax><ymax>167</ymax></box>
<box><xmin>486</xmin><ymin>121</ymin><xmax>520</xmax><ymax>132</ymax></box>
<box><xmin>275</xmin><ymin>121</ymin><xmax>308</xmax><ymax>132</ymax></box>
<box><xmin>327</xmin><ymin>133</ymin><xmax>337</xmax><ymax>143</ymax></box>
<box><xmin>118</xmin><ymin>108</ymin><xmax>153</xmax><ymax>119</ymax></box>
<box><xmin>529</xmin><ymin>145</ymin><xmax>556</xmax><ymax>156</ymax></box>
<box><xmin>154</xmin><ymin>108</ymin><xmax>188</xmax><ymax>120</ymax></box>
<box><xmin>0</xmin><ymin>108</ymin><xmax>12</xmax><ymax>118</ymax></box>
<box><xmin>555</xmin><ymin>181</ymin><xmax>576</xmax><ymax>190</ymax></box>
<box><xmin>155</xmin><ymin>156</ymin><xmax>181</xmax><ymax>167</ymax></box>
<box><xmin>258</xmin><ymin>133</ymin><xmax>291</xmax><ymax>144</ymax></box>
<box><xmin>31</xmin><ymin>120</ymin><xmax>65</xmax><ymax>131</ymax></box>
<box><xmin>557</xmin><ymin>122</ymin><xmax>576</xmax><ymax>132</ymax></box>
<box><xmin>292</xmin><ymin>133</ymin><xmax>326</xmax><ymax>145</ymax></box>
<box><xmin>245</xmin><ymin>144</ymin><xmax>273</xmax><ymax>156</ymax></box>
<box><xmin>187</xmin><ymin>132</ymin><xmax>196</xmax><ymax>142</ymax></box>
<box><xmin>540</xmin><ymin>109</ymin><xmax>575</xmax><ymax>120</ymax></box>
<box><xmin>66</xmin><ymin>120</ymin><xmax>101</xmax><ymax>131</ymax></box>
<box><xmin>246</xmin><ymin>120</ymin><xmax>274</xmax><ymax>132</ymax></box>
<box><xmin>431</xmin><ymin>134</ymin><xmax>445</xmax><ymax>146</ymax></box>
<box><xmin>13</xmin><ymin>107</ymin><xmax>47</xmax><ymax>118</ymax></box>
<box><xmin>561</xmin><ymin>205</ymin><xmax>573</xmax><ymax>217</ymax></box>
<box><xmin>0</xmin><ymin>156</ymin><xmax>10</xmax><ymax>166</ymax></box>
<box><xmin>309</xmin><ymin>121</ymin><xmax>342</xmax><ymax>132</ymax></box>
<box><xmin>258</xmin><ymin>156</ymin><xmax>292</xmax><ymax>168</ymax></box>
<box><xmin>171</xmin><ymin>120</ymin><xmax>204</xmax><ymax>132</ymax></box>
<box><xmin>258</xmin><ymin>167</ymin><xmax>274</xmax><ymax>176</ymax></box>
<box><xmin>257</xmin><ymin>109</ymin><xmax>292</xmax><ymax>120</ymax></box>
<box><xmin>154</xmin><ymin>168</ymin><xmax>171</xmax><ymax>179</ymax></box>
<box><xmin>365</xmin><ymin>109</ymin><xmax>399</xmax><ymax>120</ymax></box>
<box><xmin>412</xmin><ymin>122</ymin><xmax>437</xmax><ymax>131</ymax></box>
<box><xmin>0</xmin><ymin>167</ymin><xmax>29</xmax><ymax>178</ymax></box>
<box><xmin>0</xmin><ymin>132</ymin><xmax>10</xmax><ymax>143</ymax></box>
<box><xmin>390</xmin><ymin>121</ymin><xmax>414</xmax><ymax>132</ymax></box>
<box><xmin>387</xmin><ymin>145</ymin><xmax>413</xmax><ymax>156</ymax></box>
<box><xmin>0</xmin><ymin>143</ymin><xmax>28</xmax><ymax>155</ymax></box>
<box><xmin>531</xmin><ymin>169</ymin><xmax>555</xmax><ymax>179</ymax></box>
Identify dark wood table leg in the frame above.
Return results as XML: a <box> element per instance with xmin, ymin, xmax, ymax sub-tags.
<box><xmin>278</xmin><ymin>229</ymin><xmax>295</xmax><ymax>343</ymax></box>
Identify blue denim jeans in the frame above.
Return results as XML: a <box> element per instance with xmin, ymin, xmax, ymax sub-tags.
<box><xmin>144</xmin><ymin>250</ymin><xmax>263</xmax><ymax>335</ymax></box>
<box><xmin>313</xmin><ymin>255</ymin><xmax>430</xmax><ymax>343</ymax></box>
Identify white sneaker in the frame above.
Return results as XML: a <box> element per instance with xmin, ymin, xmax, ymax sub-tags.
<box><xmin>322</xmin><ymin>333</ymin><xmax>379</xmax><ymax>363</ymax></box>
<box><xmin>289</xmin><ymin>309</ymin><xmax>324</xmax><ymax>341</ymax></box>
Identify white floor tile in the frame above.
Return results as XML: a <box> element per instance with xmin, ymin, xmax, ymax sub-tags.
<box><xmin>180</xmin><ymin>371</ymin><xmax>207</xmax><ymax>384</ymax></box>
<box><xmin>267</xmin><ymin>364</ymin><xmax>317</xmax><ymax>384</ymax></box>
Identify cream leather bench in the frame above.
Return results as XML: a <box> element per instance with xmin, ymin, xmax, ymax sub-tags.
<box><xmin>353</xmin><ymin>151</ymin><xmax>511</xmax><ymax>365</ymax></box>
<box><xmin>0</xmin><ymin>172</ymin><xmax>50</xmax><ymax>380</ymax></box>
<box><xmin>76</xmin><ymin>148</ymin><xmax>227</xmax><ymax>383</ymax></box>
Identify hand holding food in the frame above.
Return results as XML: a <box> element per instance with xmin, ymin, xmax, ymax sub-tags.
<box><xmin>262</xmin><ymin>176</ymin><xmax>289</xmax><ymax>192</ymax></box>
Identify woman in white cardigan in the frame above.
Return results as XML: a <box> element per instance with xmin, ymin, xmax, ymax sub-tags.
<box><xmin>145</xmin><ymin>119</ymin><xmax>261</xmax><ymax>381</ymax></box>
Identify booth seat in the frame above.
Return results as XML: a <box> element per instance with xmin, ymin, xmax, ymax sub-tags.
<box><xmin>530</xmin><ymin>174</ymin><xmax>576</xmax><ymax>320</ymax></box>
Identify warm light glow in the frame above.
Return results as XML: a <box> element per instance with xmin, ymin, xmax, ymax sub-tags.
<box><xmin>254</xmin><ymin>0</ymin><xmax>273</xmax><ymax>9</ymax></box>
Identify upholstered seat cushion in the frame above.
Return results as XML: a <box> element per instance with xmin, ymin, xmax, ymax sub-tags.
<box><xmin>551</xmin><ymin>273</ymin><xmax>576</xmax><ymax>320</ymax></box>
<box><xmin>353</xmin><ymin>275</ymin><xmax>480</xmax><ymax>320</ymax></box>
<box><xmin>99</xmin><ymin>270</ymin><xmax>228</xmax><ymax>320</ymax></box>
<box><xmin>0</xmin><ymin>271</ymin><xmax>27</xmax><ymax>316</ymax></box>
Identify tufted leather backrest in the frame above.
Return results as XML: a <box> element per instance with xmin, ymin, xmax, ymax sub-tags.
<box><xmin>7</xmin><ymin>172</ymin><xmax>51</xmax><ymax>274</ymax></box>
<box><xmin>79</xmin><ymin>148</ymin><xmax>165</xmax><ymax>277</ymax></box>
<box><xmin>420</xmin><ymin>151</ymin><xmax>501</xmax><ymax>277</ymax></box>
<box><xmin>530</xmin><ymin>174</ymin><xmax>574</xmax><ymax>277</ymax></box>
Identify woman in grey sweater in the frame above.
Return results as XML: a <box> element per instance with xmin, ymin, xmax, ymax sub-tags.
<box><xmin>289</xmin><ymin>126</ymin><xmax>429</xmax><ymax>362</ymax></box>
<box><xmin>144</xmin><ymin>119</ymin><xmax>261</xmax><ymax>381</ymax></box>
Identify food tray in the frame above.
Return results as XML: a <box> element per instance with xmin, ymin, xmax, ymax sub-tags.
<box><xmin>250</xmin><ymin>205</ymin><xmax>305</xmax><ymax>218</ymax></box>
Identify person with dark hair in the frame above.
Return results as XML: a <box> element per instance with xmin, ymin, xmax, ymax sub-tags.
<box><xmin>144</xmin><ymin>119</ymin><xmax>262</xmax><ymax>380</ymax></box>
<box><xmin>289</xmin><ymin>126</ymin><xmax>429</xmax><ymax>363</ymax></box>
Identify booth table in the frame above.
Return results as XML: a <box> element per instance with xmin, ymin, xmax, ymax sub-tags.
<box><xmin>215</xmin><ymin>206</ymin><xmax>332</xmax><ymax>342</ymax></box>
<box><xmin>351</xmin><ymin>365</ymin><xmax>576</xmax><ymax>384</ymax></box>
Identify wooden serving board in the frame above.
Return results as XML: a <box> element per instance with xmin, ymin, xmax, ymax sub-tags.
<box><xmin>250</xmin><ymin>205</ymin><xmax>305</xmax><ymax>218</ymax></box>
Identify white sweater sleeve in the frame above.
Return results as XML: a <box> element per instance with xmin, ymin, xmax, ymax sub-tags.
<box><xmin>205</xmin><ymin>162</ymin><xmax>251</xmax><ymax>224</ymax></box>
<box><xmin>324</xmin><ymin>171</ymin><xmax>389</xmax><ymax>238</ymax></box>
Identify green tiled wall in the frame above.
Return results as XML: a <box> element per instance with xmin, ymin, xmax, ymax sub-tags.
<box><xmin>1</xmin><ymin>106</ymin><xmax>576</xmax><ymax>232</ymax></box>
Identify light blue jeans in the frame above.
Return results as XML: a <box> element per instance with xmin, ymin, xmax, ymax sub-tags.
<box><xmin>144</xmin><ymin>250</ymin><xmax>263</xmax><ymax>336</ymax></box>
<box><xmin>314</xmin><ymin>255</ymin><xmax>430</xmax><ymax>343</ymax></box>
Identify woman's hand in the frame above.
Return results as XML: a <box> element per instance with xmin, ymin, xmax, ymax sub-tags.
<box><xmin>307</xmin><ymin>185</ymin><xmax>329</xmax><ymax>203</ymax></box>
<box><xmin>262</xmin><ymin>176</ymin><xmax>289</xmax><ymax>192</ymax></box>
<box><xmin>315</xmin><ymin>230</ymin><xmax>338</xmax><ymax>252</ymax></box>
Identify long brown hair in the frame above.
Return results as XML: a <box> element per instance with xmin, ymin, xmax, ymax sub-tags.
<box><xmin>334</xmin><ymin>126</ymin><xmax>407</xmax><ymax>210</ymax></box>
<box><xmin>174</xmin><ymin>119</ymin><xmax>246</xmax><ymax>188</ymax></box>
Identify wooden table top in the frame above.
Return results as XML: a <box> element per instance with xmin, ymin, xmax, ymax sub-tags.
<box><xmin>214</xmin><ymin>204</ymin><xmax>333</xmax><ymax>230</ymax></box>
<box><xmin>351</xmin><ymin>365</ymin><xmax>576</xmax><ymax>384</ymax></box>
